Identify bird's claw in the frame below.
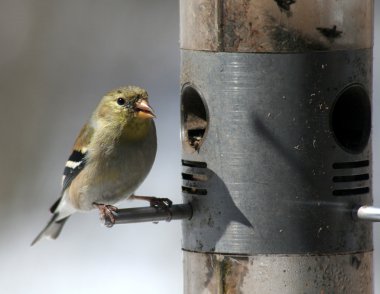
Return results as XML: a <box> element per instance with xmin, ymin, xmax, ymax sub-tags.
<box><xmin>149</xmin><ymin>198</ymin><xmax>172</xmax><ymax>223</ymax></box>
<box><xmin>93</xmin><ymin>203</ymin><xmax>118</xmax><ymax>227</ymax></box>
<box><xmin>149</xmin><ymin>197</ymin><xmax>172</xmax><ymax>209</ymax></box>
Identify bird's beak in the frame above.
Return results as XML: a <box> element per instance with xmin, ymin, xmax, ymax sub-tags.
<box><xmin>135</xmin><ymin>99</ymin><xmax>155</xmax><ymax>119</ymax></box>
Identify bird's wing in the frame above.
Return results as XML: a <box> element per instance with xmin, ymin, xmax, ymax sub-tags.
<box><xmin>50</xmin><ymin>122</ymin><xmax>94</xmax><ymax>213</ymax></box>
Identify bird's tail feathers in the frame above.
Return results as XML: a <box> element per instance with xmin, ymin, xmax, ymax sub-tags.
<box><xmin>31</xmin><ymin>214</ymin><xmax>69</xmax><ymax>246</ymax></box>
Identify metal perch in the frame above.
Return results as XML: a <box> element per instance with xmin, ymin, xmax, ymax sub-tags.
<box><xmin>355</xmin><ymin>205</ymin><xmax>380</xmax><ymax>222</ymax></box>
<box><xmin>104</xmin><ymin>203</ymin><xmax>193</xmax><ymax>227</ymax></box>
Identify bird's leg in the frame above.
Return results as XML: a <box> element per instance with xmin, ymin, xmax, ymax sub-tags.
<box><xmin>129</xmin><ymin>195</ymin><xmax>173</xmax><ymax>209</ymax></box>
<box><xmin>93</xmin><ymin>203</ymin><xmax>118</xmax><ymax>227</ymax></box>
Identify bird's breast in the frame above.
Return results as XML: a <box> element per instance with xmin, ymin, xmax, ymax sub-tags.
<box><xmin>71</xmin><ymin>122</ymin><xmax>157</xmax><ymax>210</ymax></box>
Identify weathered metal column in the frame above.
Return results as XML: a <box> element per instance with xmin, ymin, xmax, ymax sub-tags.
<box><xmin>180</xmin><ymin>1</ymin><xmax>374</xmax><ymax>293</ymax></box>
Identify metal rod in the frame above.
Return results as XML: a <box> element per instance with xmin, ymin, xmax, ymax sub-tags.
<box><xmin>355</xmin><ymin>206</ymin><xmax>380</xmax><ymax>222</ymax></box>
<box><xmin>105</xmin><ymin>203</ymin><xmax>193</xmax><ymax>227</ymax></box>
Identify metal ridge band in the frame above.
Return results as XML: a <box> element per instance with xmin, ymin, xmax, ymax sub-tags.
<box><xmin>181</xmin><ymin>49</ymin><xmax>373</xmax><ymax>254</ymax></box>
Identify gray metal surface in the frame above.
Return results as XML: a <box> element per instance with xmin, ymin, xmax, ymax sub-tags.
<box><xmin>181</xmin><ymin>49</ymin><xmax>373</xmax><ymax>254</ymax></box>
<box><xmin>104</xmin><ymin>204</ymin><xmax>192</xmax><ymax>226</ymax></box>
<box><xmin>183</xmin><ymin>251</ymin><xmax>373</xmax><ymax>294</ymax></box>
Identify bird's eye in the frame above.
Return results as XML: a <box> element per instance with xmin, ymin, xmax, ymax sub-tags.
<box><xmin>117</xmin><ymin>98</ymin><xmax>126</xmax><ymax>105</ymax></box>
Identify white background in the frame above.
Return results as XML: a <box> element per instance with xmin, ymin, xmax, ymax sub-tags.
<box><xmin>0</xmin><ymin>1</ymin><xmax>378</xmax><ymax>293</ymax></box>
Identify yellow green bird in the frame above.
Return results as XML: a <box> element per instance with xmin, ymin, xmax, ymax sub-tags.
<box><xmin>32</xmin><ymin>86</ymin><xmax>170</xmax><ymax>245</ymax></box>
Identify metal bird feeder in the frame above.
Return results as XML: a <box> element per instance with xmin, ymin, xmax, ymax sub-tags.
<box><xmin>180</xmin><ymin>0</ymin><xmax>377</xmax><ymax>293</ymax></box>
<box><xmin>109</xmin><ymin>1</ymin><xmax>380</xmax><ymax>293</ymax></box>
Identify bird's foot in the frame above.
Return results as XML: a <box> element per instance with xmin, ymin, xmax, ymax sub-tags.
<box><xmin>130</xmin><ymin>195</ymin><xmax>172</xmax><ymax>209</ymax></box>
<box><xmin>129</xmin><ymin>195</ymin><xmax>173</xmax><ymax>222</ymax></box>
<box><xmin>93</xmin><ymin>203</ymin><xmax>118</xmax><ymax>227</ymax></box>
<box><xmin>149</xmin><ymin>197</ymin><xmax>173</xmax><ymax>209</ymax></box>
<box><xmin>149</xmin><ymin>198</ymin><xmax>173</xmax><ymax>223</ymax></box>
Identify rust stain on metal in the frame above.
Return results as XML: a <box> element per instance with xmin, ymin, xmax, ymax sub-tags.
<box><xmin>205</xmin><ymin>254</ymin><xmax>249</xmax><ymax>294</ymax></box>
<box><xmin>316</xmin><ymin>25</ymin><xmax>343</xmax><ymax>40</ymax></box>
<box><xmin>180</xmin><ymin>0</ymin><xmax>372</xmax><ymax>52</ymax></box>
<box><xmin>270</xmin><ymin>22</ymin><xmax>328</xmax><ymax>51</ymax></box>
<box><xmin>180</xmin><ymin>0</ymin><xmax>219</xmax><ymax>51</ymax></box>
<box><xmin>350</xmin><ymin>255</ymin><xmax>361</xmax><ymax>270</ymax></box>
<box><xmin>184</xmin><ymin>251</ymin><xmax>373</xmax><ymax>293</ymax></box>
<box><xmin>222</xmin><ymin>0</ymin><xmax>251</xmax><ymax>51</ymax></box>
<box><xmin>222</xmin><ymin>0</ymin><xmax>277</xmax><ymax>52</ymax></box>
<box><xmin>274</xmin><ymin>0</ymin><xmax>296</xmax><ymax>15</ymax></box>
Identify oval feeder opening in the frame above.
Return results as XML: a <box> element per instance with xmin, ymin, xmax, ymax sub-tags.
<box><xmin>331</xmin><ymin>84</ymin><xmax>371</xmax><ymax>153</ymax></box>
<box><xmin>181</xmin><ymin>85</ymin><xmax>209</xmax><ymax>153</ymax></box>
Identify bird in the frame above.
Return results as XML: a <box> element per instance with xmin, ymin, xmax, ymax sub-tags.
<box><xmin>32</xmin><ymin>86</ymin><xmax>171</xmax><ymax>245</ymax></box>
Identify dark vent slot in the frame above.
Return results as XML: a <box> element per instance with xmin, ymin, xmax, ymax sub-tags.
<box><xmin>182</xmin><ymin>186</ymin><xmax>207</xmax><ymax>195</ymax></box>
<box><xmin>182</xmin><ymin>172</ymin><xmax>207</xmax><ymax>181</ymax></box>
<box><xmin>182</xmin><ymin>160</ymin><xmax>207</xmax><ymax>168</ymax></box>
<box><xmin>333</xmin><ymin>187</ymin><xmax>369</xmax><ymax>196</ymax></box>
<box><xmin>333</xmin><ymin>174</ymin><xmax>369</xmax><ymax>183</ymax></box>
<box><xmin>332</xmin><ymin>160</ymin><xmax>369</xmax><ymax>169</ymax></box>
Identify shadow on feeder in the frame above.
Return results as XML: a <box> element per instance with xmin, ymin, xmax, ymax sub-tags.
<box><xmin>253</xmin><ymin>116</ymin><xmax>315</xmax><ymax>186</ymax></box>
<box><xmin>182</xmin><ymin>161</ymin><xmax>253</xmax><ymax>251</ymax></box>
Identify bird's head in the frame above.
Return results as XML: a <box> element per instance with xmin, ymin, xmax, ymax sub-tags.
<box><xmin>98</xmin><ymin>86</ymin><xmax>154</xmax><ymax>121</ymax></box>
<box><xmin>93</xmin><ymin>86</ymin><xmax>155</xmax><ymax>139</ymax></box>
